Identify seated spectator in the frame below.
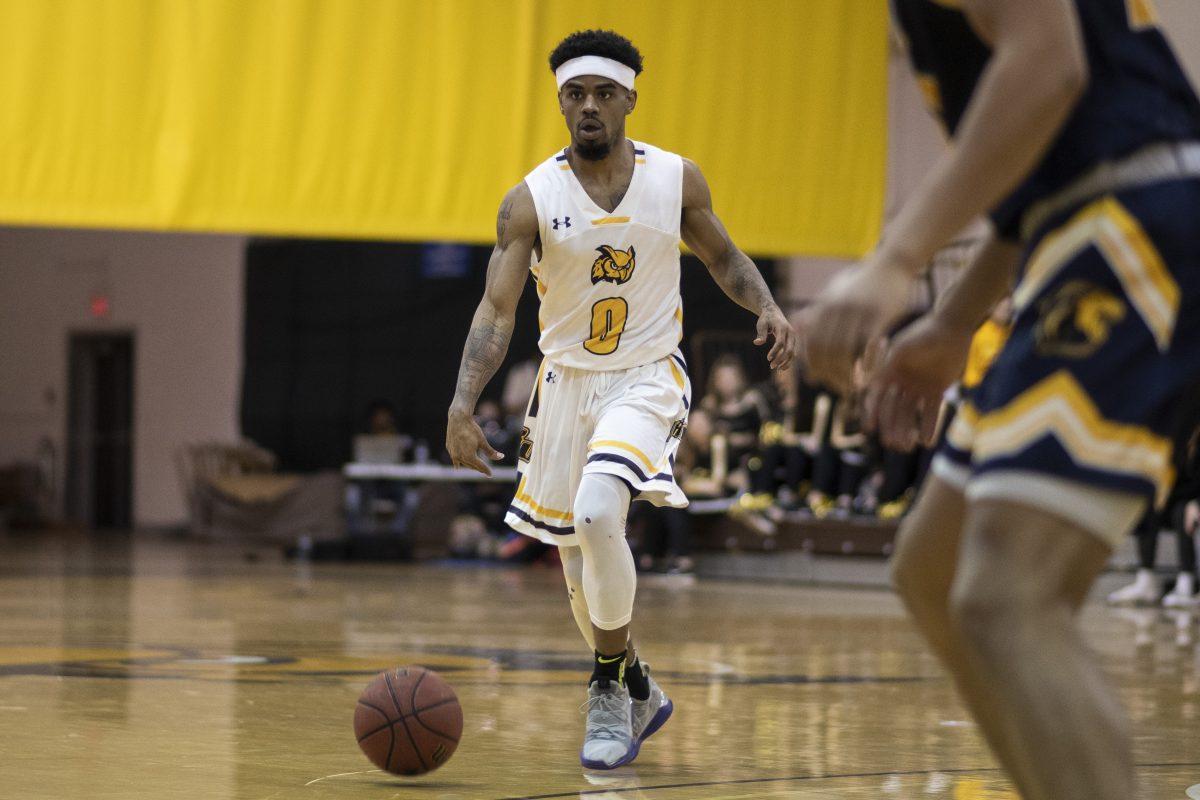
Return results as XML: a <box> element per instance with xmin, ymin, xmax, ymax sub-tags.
<box><xmin>449</xmin><ymin>359</ymin><xmax>557</xmax><ymax>564</ymax></box>
<box><xmin>677</xmin><ymin>408</ymin><xmax>736</xmax><ymax>498</ymax></box>
<box><xmin>700</xmin><ymin>355</ymin><xmax>768</xmax><ymax>480</ymax></box>
<box><xmin>629</xmin><ymin>409</ymin><xmax>730</xmax><ymax>574</ymax></box>
<box><xmin>747</xmin><ymin>365</ymin><xmax>829</xmax><ymax>511</ymax></box>
<box><xmin>365</xmin><ymin>399</ymin><xmax>412</xmax><ymax>448</ymax></box>
<box><xmin>803</xmin><ymin>386</ymin><xmax>842</xmax><ymax>516</ymax></box>
<box><xmin>346</xmin><ymin>399</ymin><xmax>418</xmax><ymax>536</ymax></box>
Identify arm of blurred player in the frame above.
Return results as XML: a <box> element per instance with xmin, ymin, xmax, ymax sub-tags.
<box><xmin>881</xmin><ymin>0</ymin><xmax>1087</xmax><ymax>273</ymax></box>
<box><xmin>867</xmin><ymin>233</ymin><xmax>1021</xmax><ymax>450</ymax></box>
<box><xmin>681</xmin><ymin>158</ymin><xmax>795</xmax><ymax>370</ymax></box>
<box><xmin>446</xmin><ymin>183</ymin><xmax>537</xmax><ymax>475</ymax></box>
<box><xmin>800</xmin><ymin>0</ymin><xmax>1086</xmax><ymax>392</ymax></box>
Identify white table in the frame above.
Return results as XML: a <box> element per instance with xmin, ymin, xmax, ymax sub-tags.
<box><xmin>343</xmin><ymin>462</ymin><xmax>519</xmax><ymax>483</ymax></box>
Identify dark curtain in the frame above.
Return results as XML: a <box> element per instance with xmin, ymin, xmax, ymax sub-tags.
<box><xmin>241</xmin><ymin>239</ymin><xmax>774</xmax><ymax>471</ymax></box>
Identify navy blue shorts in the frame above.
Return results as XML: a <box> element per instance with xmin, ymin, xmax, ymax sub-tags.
<box><xmin>939</xmin><ymin>178</ymin><xmax>1200</xmax><ymax>524</ymax></box>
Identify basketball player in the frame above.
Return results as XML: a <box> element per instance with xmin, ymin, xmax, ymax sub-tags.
<box><xmin>445</xmin><ymin>30</ymin><xmax>795</xmax><ymax>769</ymax></box>
<box><xmin>800</xmin><ymin>1</ymin><xmax>1200</xmax><ymax>797</ymax></box>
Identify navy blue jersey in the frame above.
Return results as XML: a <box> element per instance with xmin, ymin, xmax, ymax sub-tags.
<box><xmin>892</xmin><ymin>0</ymin><xmax>1200</xmax><ymax>239</ymax></box>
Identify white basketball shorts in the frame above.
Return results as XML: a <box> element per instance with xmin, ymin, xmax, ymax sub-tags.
<box><xmin>504</xmin><ymin>350</ymin><xmax>692</xmax><ymax>547</ymax></box>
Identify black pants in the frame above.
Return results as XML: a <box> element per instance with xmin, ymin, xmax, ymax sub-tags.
<box><xmin>1135</xmin><ymin>505</ymin><xmax>1197</xmax><ymax>573</ymax></box>
<box><xmin>877</xmin><ymin>448</ymin><xmax>922</xmax><ymax>505</ymax></box>
<box><xmin>749</xmin><ymin>444</ymin><xmax>809</xmax><ymax>494</ymax></box>
<box><xmin>631</xmin><ymin>503</ymin><xmax>691</xmax><ymax>558</ymax></box>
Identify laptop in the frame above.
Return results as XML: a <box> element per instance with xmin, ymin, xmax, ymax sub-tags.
<box><xmin>353</xmin><ymin>435</ymin><xmax>408</xmax><ymax>465</ymax></box>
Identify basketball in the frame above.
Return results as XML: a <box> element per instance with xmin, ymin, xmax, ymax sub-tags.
<box><xmin>354</xmin><ymin>666</ymin><xmax>463</xmax><ymax>775</ymax></box>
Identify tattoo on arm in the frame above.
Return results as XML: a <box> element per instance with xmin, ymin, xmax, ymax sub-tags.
<box><xmin>496</xmin><ymin>197</ymin><xmax>513</xmax><ymax>244</ymax></box>
<box><xmin>714</xmin><ymin>249</ymin><xmax>777</xmax><ymax>314</ymax></box>
<box><xmin>452</xmin><ymin>311</ymin><xmax>513</xmax><ymax>413</ymax></box>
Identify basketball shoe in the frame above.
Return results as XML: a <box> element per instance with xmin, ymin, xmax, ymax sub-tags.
<box><xmin>580</xmin><ymin>679</ymin><xmax>636</xmax><ymax>770</ymax></box>
<box><xmin>631</xmin><ymin>663</ymin><xmax>673</xmax><ymax>745</ymax></box>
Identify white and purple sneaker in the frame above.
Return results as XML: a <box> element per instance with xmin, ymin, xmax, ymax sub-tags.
<box><xmin>631</xmin><ymin>663</ymin><xmax>673</xmax><ymax>747</ymax></box>
<box><xmin>580</xmin><ymin>679</ymin><xmax>636</xmax><ymax>770</ymax></box>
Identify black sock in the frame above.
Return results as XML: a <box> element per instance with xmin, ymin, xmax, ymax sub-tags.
<box><xmin>625</xmin><ymin>656</ymin><xmax>650</xmax><ymax>701</ymax></box>
<box><xmin>590</xmin><ymin>649</ymin><xmax>627</xmax><ymax>686</ymax></box>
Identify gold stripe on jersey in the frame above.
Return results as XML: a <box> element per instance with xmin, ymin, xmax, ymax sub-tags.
<box><xmin>973</xmin><ymin>370</ymin><xmax>1174</xmax><ymax>504</ymax></box>
<box><xmin>1015</xmin><ymin>196</ymin><xmax>1178</xmax><ymax>352</ymax></box>
<box><xmin>1126</xmin><ymin>0</ymin><xmax>1160</xmax><ymax>29</ymax></box>
<box><xmin>668</xmin><ymin>359</ymin><xmax>685</xmax><ymax>391</ymax></box>
<box><xmin>591</xmin><ymin>216</ymin><xmax>631</xmax><ymax>226</ymax></box>
<box><xmin>589</xmin><ymin>440</ymin><xmax>660</xmax><ymax>474</ymax></box>
<box><xmin>946</xmin><ymin>401</ymin><xmax>978</xmax><ymax>452</ymax></box>
<box><xmin>513</xmin><ymin>478</ymin><xmax>574</xmax><ymax>521</ymax></box>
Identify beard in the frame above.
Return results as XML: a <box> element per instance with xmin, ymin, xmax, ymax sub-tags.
<box><xmin>575</xmin><ymin>138</ymin><xmax>611</xmax><ymax>161</ymax></box>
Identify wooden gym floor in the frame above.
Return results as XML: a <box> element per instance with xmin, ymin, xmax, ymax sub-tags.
<box><xmin>0</xmin><ymin>533</ymin><xmax>1197</xmax><ymax>799</ymax></box>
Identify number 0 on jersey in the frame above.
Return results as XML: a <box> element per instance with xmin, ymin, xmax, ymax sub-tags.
<box><xmin>584</xmin><ymin>297</ymin><xmax>629</xmax><ymax>355</ymax></box>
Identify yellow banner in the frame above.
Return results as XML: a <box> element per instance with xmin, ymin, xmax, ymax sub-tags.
<box><xmin>0</xmin><ymin>0</ymin><xmax>886</xmax><ymax>256</ymax></box>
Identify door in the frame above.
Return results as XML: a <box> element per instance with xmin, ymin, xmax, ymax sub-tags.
<box><xmin>66</xmin><ymin>333</ymin><xmax>134</xmax><ymax>529</ymax></box>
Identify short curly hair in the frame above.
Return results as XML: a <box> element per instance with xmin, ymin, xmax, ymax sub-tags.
<box><xmin>548</xmin><ymin>30</ymin><xmax>643</xmax><ymax>76</ymax></box>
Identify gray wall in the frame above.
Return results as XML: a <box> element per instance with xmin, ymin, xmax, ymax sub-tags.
<box><xmin>0</xmin><ymin>228</ymin><xmax>244</xmax><ymax>527</ymax></box>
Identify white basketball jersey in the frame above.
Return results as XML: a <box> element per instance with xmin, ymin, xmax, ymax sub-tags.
<box><xmin>523</xmin><ymin>140</ymin><xmax>684</xmax><ymax>371</ymax></box>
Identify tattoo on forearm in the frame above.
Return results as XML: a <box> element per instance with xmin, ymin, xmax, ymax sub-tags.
<box><xmin>452</xmin><ymin>314</ymin><xmax>513</xmax><ymax>411</ymax></box>
<box><xmin>719</xmin><ymin>251</ymin><xmax>776</xmax><ymax>313</ymax></box>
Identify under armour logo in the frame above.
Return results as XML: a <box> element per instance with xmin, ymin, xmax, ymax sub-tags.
<box><xmin>545</xmin><ymin>371</ymin><xmax>557</xmax><ymax>384</ymax></box>
<box><xmin>552</xmin><ymin>216</ymin><xmax>571</xmax><ymax>230</ymax></box>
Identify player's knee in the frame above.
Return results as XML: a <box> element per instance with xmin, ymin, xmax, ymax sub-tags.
<box><xmin>574</xmin><ymin>496</ymin><xmax>622</xmax><ymax>542</ymax></box>
<box><xmin>890</xmin><ymin>522</ymin><xmax>945</xmax><ymax>613</ymax></box>
<box><xmin>948</xmin><ymin>576</ymin><xmax>1023</xmax><ymax>655</ymax></box>
<box><xmin>573</xmin><ymin>476</ymin><xmax>629</xmax><ymax>544</ymax></box>
<box><xmin>889</xmin><ymin>528</ymin><xmax>923</xmax><ymax>601</ymax></box>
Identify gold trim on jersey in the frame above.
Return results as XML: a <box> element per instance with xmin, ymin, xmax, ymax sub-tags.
<box><xmin>513</xmin><ymin>477</ymin><xmax>574</xmax><ymax>521</ymax></box>
<box><xmin>667</xmin><ymin>359</ymin><xmax>685</xmax><ymax>390</ymax></box>
<box><xmin>1126</xmin><ymin>0</ymin><xmax>1160</xmax><ymax>30</ymax></box>
<box><xmin>946</xmin><ymin>400</ymin><xmax>978</xmax><ymax>452</ymax></box>
<box><xmin>972</xmin><ymin>370</ymin><xmax>1173</xmax><ymax>504</ymax></box>
<box><xmin>1015</xmin><ymin>196</ymin><xmax>1179</xmax><ymax>352</ymax></box>
<box><xmin>592</xmin><ymin>216</ymin><xmax>631</xmax><ymax>226</ymax></box>
<box><xmin>589</xmin><ymin>439</ymin><xmax>661</xmax><ymax>474</ymax></box>
<box><xmin>915</xmin><ymin>73</ymin><xmax>942</xmax><ymax>116</ymax></box>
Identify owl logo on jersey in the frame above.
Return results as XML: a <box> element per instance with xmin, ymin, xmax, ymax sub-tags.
<box><xmin>591</xmin><ymin>245</ymin><xmax>636</xmax><ymax>285</ymax></box>
<box><xmin>1035</xmin><ymin>280</ymin><xmax>1127</xmax><ymax>358</ymax></box>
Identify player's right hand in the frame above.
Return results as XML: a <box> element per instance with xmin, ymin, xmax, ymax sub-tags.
<box><xmin>797</xmin><ymin>260</ymin><xmax>914</xmax><ymax>395</ymax></box>
<box><xmin>865</xmin><ymin>312</ymin><xmax>972</xmax><ymax>451</ymax></box>
<box><xmin>446</xmin><ymin>410</ymin><xmax>504</xmax><ymax>476</ymax></box>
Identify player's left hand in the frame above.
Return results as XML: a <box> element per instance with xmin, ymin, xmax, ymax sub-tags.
<box><xmin>797</xmin><ymin>259</ymin><xmax>915</xmax><ymax>394</ymax></box>
<box><xmin>865</xmin><ymin>312</ymin><xmax>971</xmax><ymax>451</ymax></box>
<box><xmin>755</xmin><ymin>304</ymin><xmax>797</xmax><ymax>371</ymax></box>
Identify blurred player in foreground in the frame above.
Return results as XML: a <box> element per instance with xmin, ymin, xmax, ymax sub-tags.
<box><xmin>801</xmin><ymin>1</ymin><xmax>1200</xmax><ymax>797</ymax></box>
<box><xmin>445</xmin><ymin>30</ymin><xmax>794</xmax><ymax>769</ymax></box>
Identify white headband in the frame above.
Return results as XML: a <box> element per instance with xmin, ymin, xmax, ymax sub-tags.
<box><xmin>555</xmin><ymin>55</ymin><xmax>636</xmax><ymax>91</ymax></box>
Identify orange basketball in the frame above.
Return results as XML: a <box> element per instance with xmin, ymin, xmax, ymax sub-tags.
<box><xmin>353</xmin><ymin>666</ymin><xmax>463</xmax><ymax>775</ymax></box>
